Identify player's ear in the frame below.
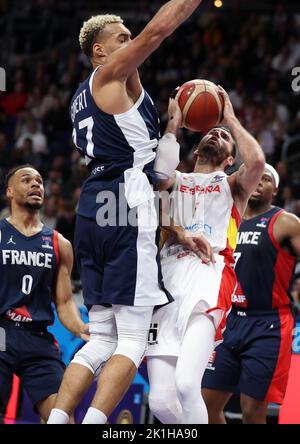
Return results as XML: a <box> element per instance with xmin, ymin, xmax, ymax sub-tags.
<box><xmin>93</xmin><ymin>42</ymin><xmax>106</xmax><ymax>58</ymax></box>
<box><xmin>227</xmin><ymin>156</ymin><xmax>234</xmax><ymax>167</ymax></box>
<box><xmin>6</xmin><ymin>186</ymin><xmax>13</xmax><ymax>200</ymax></box>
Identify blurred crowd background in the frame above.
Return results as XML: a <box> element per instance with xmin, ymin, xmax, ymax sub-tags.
<box><xmin>0</xmin><ymin>0</ymin><xmax>300</xmax><ymax>308</ymax></box>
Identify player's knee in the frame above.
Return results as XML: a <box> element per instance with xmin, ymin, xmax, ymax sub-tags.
<box><xmin>148</xmin><ymin>387</ymin><xmax>177</xmax><ymax>423</ymax></box>
<box><xmin>72</xmin><ymin>336</ymin><xmax>117</xmax><ymax>377</ymax></box>
<box><xmin>113</xmin><ymin>338</ymin><xmax>146</xmax><ymax>368</ymax></box>
<box><xmin>175</xmin><ymin>375</ymin><xmax>197</xmax><ymax>405</ymax></box>
<box><xmin>242</xmin><ymin>405</ymin><xmax>265</xmax><ymax>424</ymax></box>
<box><xmin>113</xmin><ymin>327</ymin><xmax>148</xmax><ymax>368</ymax></box>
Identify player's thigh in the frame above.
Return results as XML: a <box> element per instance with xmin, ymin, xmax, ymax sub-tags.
<box><xmin>112</xmin><ymin>305</ymin><xmax>154</xmax><ymax>333</ymax></box>
<box><xmin>147</xmin><ymin>355</ymin><xmax>177</xmax><ymax>388</ymax></box>
<box><xmin>202</xmin><ymin>314</ymin><xmax>241</xmax><ymax>393</ymax></box>
<box><xmin>202</xmin><ymin>341</ymin><xmax>241</xmax><ymax>393</ymax></box>
<box><xmin>102</xmin><ymin>203</ymin><xmax>169</xmax><ymax>307</ymax></box>
<box><xmin>240</xmin><ymin>312</ymin><xmax>293</xmax><ymax>403</ymax></box>
<box><xmin>147</xmin><ymin>300</ymin><xmax>180</xmax><ymax>359</ymax></box>
<box><xmin>74</xmin><ymin>215</ymin><xmax>104</xmax><ymax>302</ymax></box>
<box><xmin>19</xmin><ymin>331</ymin><xmax>65</xmax><ymax>413</ymax></box>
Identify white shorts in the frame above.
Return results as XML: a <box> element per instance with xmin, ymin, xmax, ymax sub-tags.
<box><xmin>147</xmin><ymin>251</ymin><xmax>236</xmax><ymax>357</ymax></box>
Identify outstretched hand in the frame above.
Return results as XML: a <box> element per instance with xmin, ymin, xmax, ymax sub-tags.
<box><xmin>165</xmin><ymin>88</ymin><xmax>183</xmax><ymax>134</ymax></box>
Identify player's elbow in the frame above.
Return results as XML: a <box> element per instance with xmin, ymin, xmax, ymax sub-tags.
<box><xmin>157</xmin><ymin>178</ymin><xmax>173</xmax><ymax>191</ymax></box>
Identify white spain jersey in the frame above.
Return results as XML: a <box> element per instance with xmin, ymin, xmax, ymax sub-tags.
<box><xmin>161</xmin><ymin>170</ymin><xmax>240</xmax><ymax>260</ymax></box>
<box><xmin>147</xmin><ymin>170</ymin><xmax>241</xmax><ymax>357</ymax></box>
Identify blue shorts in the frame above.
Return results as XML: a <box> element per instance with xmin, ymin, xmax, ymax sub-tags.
<box><xmin>0</xmin><ymin>320</ymin><xmax>65</xmax><ymax>410</ymax></box>
<box><xmin>75</xmin><ymin>211</ymin><xmax>172</xmax><ymax>308</ymax></box>
<box><xmin>202</xmin><ymin>307</ymin><xmax>294</xmax><ymax>404</ymax></box>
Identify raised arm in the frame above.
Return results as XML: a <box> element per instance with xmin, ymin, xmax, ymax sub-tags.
<box><xmin>219</xmin><ymin>86</ymin><xmax>265</xmax><ymax>215</ymax></box>
<box><xmin>53</xmin><ymin>233</ymin><xmax>89</xmax><ymax>341</ymax></box>
<box><xmin>155</xmin><ymin>96</ymin><xmax>182</xmax><ymax>191</ymax></box>
<box><xmin>99</xmin><ymin>0</ymin><xmax>203</xmax><ymax>82</ymax></box>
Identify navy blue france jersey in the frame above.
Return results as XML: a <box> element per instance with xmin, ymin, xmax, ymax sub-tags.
<box><xmin>232</xmin><ymin>207</ymin><xmax>296</xmax><ymax>311</ymax></box>
<box><xmin>70</xmin><ymin>67</ymin><xmax>160</xmax><ymax>219</ymax></box>
<box><xmin>0</xmin><ymin>220</ymin><xmax>59</xmax><ymax>324</ymax></box>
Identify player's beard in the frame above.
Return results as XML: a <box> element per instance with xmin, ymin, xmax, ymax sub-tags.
<box><xmin>248</xmin><ymin>196</ymin><xmax>263</xmax><ymax>208</ymax></box>
<box><xmin>24</xmin><ymin>201</ymin><xmax>43</xmax><ymax>210</ymax></box>
<box><xmin>197</xmin><ymin>142</ymin><xmax>229</xmax><ymax>167</ymax></box>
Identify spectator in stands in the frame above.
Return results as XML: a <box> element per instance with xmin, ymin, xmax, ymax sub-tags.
<box><xmin>282</xmin><ymin>185</ymin><xmax>296</xmax><ymax>213</ymax></box>
<box><xmin>0</xmin><ymin>81</ymin><xmax>28</xmax><ymax>116</ymax></box>
<box><xmin>16</xmin><ymin>116</ymin><xmax>47</xmax><ymax>156</ymax></box>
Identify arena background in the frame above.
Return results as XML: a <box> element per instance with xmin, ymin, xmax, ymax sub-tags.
<box><xmin>1</xmin><ymin>0</ymin><xmax>300</xmax><ymax>424</ymax></box>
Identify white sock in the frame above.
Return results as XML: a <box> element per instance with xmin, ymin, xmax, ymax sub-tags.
<box><xmin>82</xmin><ymin>407</ymin><xmax>107</xmax><ymax>424</ymax></box>
<box><xmin>47</xmin><ymin>408</ymin><xmax>69</xmax><ymax>424</ymax></box>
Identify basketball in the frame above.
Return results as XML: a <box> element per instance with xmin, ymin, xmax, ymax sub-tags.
<box><xmin>178</xmin><ymin>79</ymin><xmax>224</xmax><ymax>133</ymax></box>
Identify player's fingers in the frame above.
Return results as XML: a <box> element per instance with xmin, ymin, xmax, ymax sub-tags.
<box><xmin>193</xmin><ymin>236</ymin><xmax>215</xmax><ymax>263</ymax></box>
<box><xmin>80</xmin><ymin>333</ymin><xmax>90</xmax><ymax>342</ymax></box>
<box><xmin>196</xmin><ymin>250</ymin><xmax>210</xmax><ymax>264</ymax></box>
<box><xmin>217</xmin><ymin>85</ymin><xmax>229</xmax><ymax>101</ymax></box>
<box><xmin>170</xmin><ymin>88</ymin><xmax>179</xmax><ymax>99</ymax></box>
<box><xmin>175</xmin><ymin>87</ymin><xmax>183</xmax><ymax>102</ymax></box>
<box><xmin>190</xmin><ymin>240</ymin><xmax>209</xmax><ymax>262</ymax></box>
<box><xmin>188</xmin><ymin>240</ymin><xmax>203</xmax><ymax>258</ymax></box>
<box><xmin>206</xmin><ymin>243</ymin><xmax>216</xmax><ymax>263</ymax></box>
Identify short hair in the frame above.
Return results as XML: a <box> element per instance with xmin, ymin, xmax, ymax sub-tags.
<box><xmin>79</xmin><ymin>14</ymin><xmax>123</xmax><ymax>58</ymax></box>
<box><xmin>213</xmin><ymin>125</ymin><xmax>237</xmax><ymax>158</ymax></box>
<box><xmin>4</xmin><ymin>164</ymin><xmax>37</xmax><ymax>189</ymax></box>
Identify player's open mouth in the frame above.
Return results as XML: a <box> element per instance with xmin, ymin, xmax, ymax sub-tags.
<box><xmin>28</xmin><ymin>192</ymin><xmax>42</xmax><ymax>198</ymax></box>
<box><xmin>252</xmin><ymin>191</ymin><xmax>261</xmax><ymax>197</ymax></box>
<box><xmin>207</xmin><ymin>136</ymin><xmax>218</xmax><ymax>145</ymax></box>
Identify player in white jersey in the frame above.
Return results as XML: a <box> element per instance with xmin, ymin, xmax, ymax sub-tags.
<box><xmin>146</xmin><ymin>86</ymin><xmax>265</xmax><ymax>424</ymax></box>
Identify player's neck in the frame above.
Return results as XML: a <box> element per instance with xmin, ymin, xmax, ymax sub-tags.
<box><xmin>8</xmin><ymin>208</ymin><xmax>43</xmax><ymax>235</ymax></box>
<box><xmin>193</xmin><ymin>164</ymin><xmax>223</xmax><ymax>174</ymax></box>
<box><xmin>244</xmin><ymin>203</ymin><xmax>273</xmax><ymax>219</ymax></box>
<box><xmin>92</xmin><ymin>60</ymin><xmax>104</xmax><ymax>69</ymax></box>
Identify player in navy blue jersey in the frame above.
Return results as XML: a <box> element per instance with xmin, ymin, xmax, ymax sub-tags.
<box><xmin>202</xmin><ymin>164</ymin><xmax>300</xmax><ymax>424</ymax></box>
<box><xmin>0</xmin><ymin>165</ymin><xmax>88</xmax><ymax>422</ymax></box>
<box><xmin>48</xmin><ymin>0</ymin><xmax>206</xmax><ymax>425</ymax></box>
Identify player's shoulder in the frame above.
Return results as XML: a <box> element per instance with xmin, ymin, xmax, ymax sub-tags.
<box><xmin>277</xmin><ymin>209</ymin><xmax>300</xmax><ymax>227</ymax></box>
<box><xmin>55</xmin><ymin>231</ymin><xmax>72</xmax><ymax>248</ymax></box>
<box><xmin>0</xmin><ymin>218</ymin><xmax>7</xmax><ymax>228</ymax></box>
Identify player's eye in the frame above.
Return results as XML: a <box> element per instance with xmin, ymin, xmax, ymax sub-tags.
<box><xmin>263</xmin><ymin>176</ymin><xmax>271</xmax><ymax>182</ymax></box>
